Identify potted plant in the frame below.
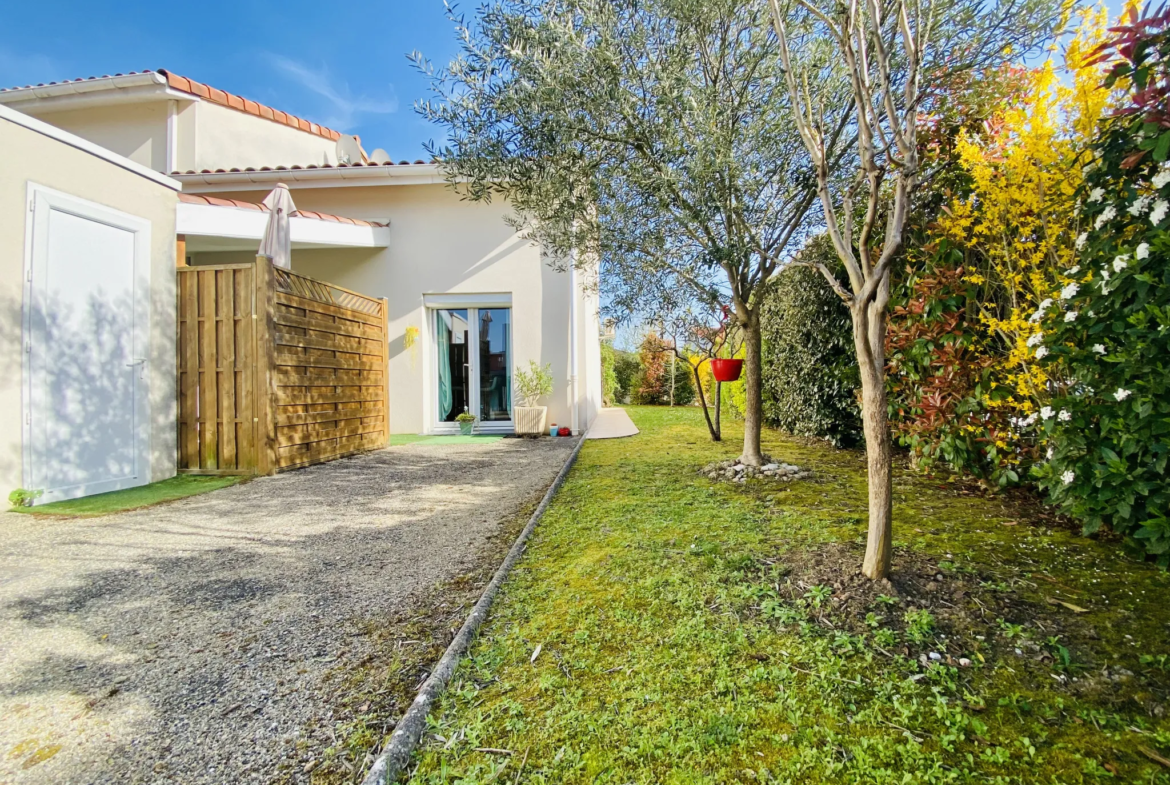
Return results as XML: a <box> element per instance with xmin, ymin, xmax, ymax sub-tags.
<box><xmin>514</xmin><ymin>361</ymin><xmax>554</xmax><ymax>436</ymax></box>
<box><xmin>455</xmin><ymin>410</ymin><xmax>476</xmax><ymax>436</ymax></box>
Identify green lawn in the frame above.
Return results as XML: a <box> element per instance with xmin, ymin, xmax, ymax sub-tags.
<box><xmin>9</xmin><ymin>475</ymin><xmax>242</xmax><ymax>517</ymax></box>
<box><xmin>405</xmin><ymin>406</ymin><xmax>1170</xmax><ymax>784</ymax></box>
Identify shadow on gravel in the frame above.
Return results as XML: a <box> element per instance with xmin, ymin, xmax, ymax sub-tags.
<box><xmin>0</xmin><ymin>438</ymin><xmax>574</xmax><ymax>785</ymax></box>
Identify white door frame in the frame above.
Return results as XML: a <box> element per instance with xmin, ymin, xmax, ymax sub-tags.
<box><xmin>22</xmin><ymin>183</ymin><xmax>153</xmax><ymax>503</ymax></box>
<box><xmin>424</xmin><ymin>294</ymin><xmax>513</xmax><ymax>435</ymax></box>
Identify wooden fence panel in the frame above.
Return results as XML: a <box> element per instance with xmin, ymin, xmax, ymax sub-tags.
<box><xmin>177</xmin><ymin>264</ymin><xmax>257</xmax><ymax>474</ymax></box>
<box><xmin>177</xmin><ymin>259</ymin><xmax>388</xmax><ymax>475</ymax></box>
<box><xmin>271</xmin><ymin>267</ymin><xmax>389</xmax><ymax>471</ymax></box>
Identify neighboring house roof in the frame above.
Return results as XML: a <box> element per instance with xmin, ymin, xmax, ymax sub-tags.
<box><xmin>178</xmin><ymin>192</ymin><xmax>388</xmax><ymax>227</ymax></box>
<box><xmin>0</xmin><ymin>69</ymin><xmax>342</xmax><ymax>141</ymax></box>
<box><xmin>172</xmin><ymin>160</ymin><xmax>430</xmax><ymax>175</ymax></box>
<box><xmin>172</xmin><ymin>161</ymin><xmax>445</xmax><ymax>193</ymax></box>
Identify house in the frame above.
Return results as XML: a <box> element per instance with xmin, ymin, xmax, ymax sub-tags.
<box><xmin>0</xmin><ymin>104</ymin><xmax>180</xmax><ymax>504</ymax></box>
<box><xmin>0</xmin><ymin>70</ymin><xmax>601</xmax><ymax>502</ymax></box>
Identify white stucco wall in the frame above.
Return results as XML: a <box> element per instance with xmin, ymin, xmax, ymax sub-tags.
<box><xmin>20</xmin><ymin>102</ymin><xmax>171</xmax><ymax>172</ymax></box>
<box><xmin>0</xmin><ymin>114</ymin><xmax>179</xmax><ymax>495</ymax></box>
<box><xmin>190</xmin><ymin>183</ymin><xmax>601</xmax><ymax>435</ymax></box>
<box><xmin>190</xmin><ymin>102</ymin><xmax>338</xmax><ymax>171</ymax></box>
<box><xmin>577</xmin><ymin>265</ymin><xmax>604</xmax><ymax>430</ymax></box>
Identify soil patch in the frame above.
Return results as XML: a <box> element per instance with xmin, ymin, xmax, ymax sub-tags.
<box><xmin>754</xmin><ymin>540</ymin><xmax>1169</xmax><ymax>718</ymax></box>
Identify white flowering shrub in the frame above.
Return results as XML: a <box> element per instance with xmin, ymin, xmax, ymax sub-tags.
<box><xmin>1033</xmin><ymin>20</ymin><xmax>1170</xmax><ymax>564</ymax></box>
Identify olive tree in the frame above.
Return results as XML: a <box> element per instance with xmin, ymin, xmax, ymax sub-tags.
<box><xmin>767</xmin><ymin>0</ymin><xmax>1064</xmax><ymax>578</ymax></box>
<box><xmin>414</xmin><ymin>0</ymin><xmax>844</xmax><ymax>465</ymax></box>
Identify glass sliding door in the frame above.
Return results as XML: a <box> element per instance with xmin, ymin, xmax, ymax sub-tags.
<box><xmin>434</xmin><ymin>306</ymin><xmax>512</xmax><ymax>430</ymax></box>
<box><xmin>436</xmin><ymin>309</ymin><xmax>470</xmax><ymax>422</ymax></box>
<box><xmin>478</xmin><ymin>308</ymin><xmax>511</xmax><ymax>422</ymax></box>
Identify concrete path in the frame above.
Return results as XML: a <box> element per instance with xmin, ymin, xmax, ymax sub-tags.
<box><xmin>0</xmin><ymin>437</ymin><xmax>575</xmax><ymax>785</ymax></box>
<box><xmin>587</xmin><ymin>407</ymin><xmax>640</xmax><ymax>439</ymax></box>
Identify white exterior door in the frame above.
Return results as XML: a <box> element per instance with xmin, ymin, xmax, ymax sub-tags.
<box><xmin>24</xmin><ymin>185</ymin><xmax>152</xmax><ymax>504</ymax></box>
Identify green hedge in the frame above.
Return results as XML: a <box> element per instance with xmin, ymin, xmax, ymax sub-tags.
<box><xmin>759</xmin><ymin>239</ymin><xmax>861</xmax><ymax>447</ymax></box>
<box><xmin>613</xmin><ymin>349</ymin><xmax>641</xmax><ymax>404</ymax></box>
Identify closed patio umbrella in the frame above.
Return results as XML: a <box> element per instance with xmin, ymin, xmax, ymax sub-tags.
<box><xmin>258</xmin><ymin>183</ymin><xmax>296</xmax><ymax>269</ymax></box>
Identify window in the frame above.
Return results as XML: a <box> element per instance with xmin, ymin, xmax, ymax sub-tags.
<box><xmin>434</xmin><ymin>306</ymin><xmax>512</xmax><ymax>427</ymax></box>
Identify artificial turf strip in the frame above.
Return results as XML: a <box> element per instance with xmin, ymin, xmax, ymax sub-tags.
<box><xmin>390</xmin><ymin>434</ymin><xmax>508</xmax><ymax>446</ymax></box>
<box><xmin>10</xmin><ymin>475</ymin><xmax>242</xmax><ymax>517</ymax></box>
<box><xmin>403</xmin><ymin>406</ymin><xmax>1170</xmax><ymax>785</ymax></box>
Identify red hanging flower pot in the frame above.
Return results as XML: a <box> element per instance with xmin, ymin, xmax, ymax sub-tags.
<box><xmin>710</xmin><ymin>358</ymin><xmax>743</xmax><ymax>382</ymax></box>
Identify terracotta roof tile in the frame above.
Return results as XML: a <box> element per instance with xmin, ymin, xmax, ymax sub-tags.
<box><xmin>0</xmin><ymin>69</ymin><xmax>343</xmax><ymax>142</ymax></box>
<box><xmin>178</xmin><ymin>191</ymin><xmax>388</xmax><ymax>227</ymax></box>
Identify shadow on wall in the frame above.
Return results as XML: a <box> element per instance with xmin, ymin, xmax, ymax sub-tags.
<box><xmin>0</xmin><ymin>282</ymin><xmax>171</xmax><ymax>502</ymax></box>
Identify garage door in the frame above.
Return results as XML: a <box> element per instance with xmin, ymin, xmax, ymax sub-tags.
<box><xmin>24</xmin><ymin>185</ymin><xmax>152</xmax><ymax>504</ymax></box>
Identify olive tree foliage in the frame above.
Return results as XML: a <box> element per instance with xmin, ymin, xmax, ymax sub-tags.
<box><xmin>413</xmin><ymin>0</ymin><xmax>846</xmax><ymax>466</ymax></box>
<box><xmin>767</xmin><ymin>0</ymin><xmax>1065</xmax><ymax>578</ymax></box>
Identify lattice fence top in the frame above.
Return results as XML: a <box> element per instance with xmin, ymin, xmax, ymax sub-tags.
<box><xmin>274</xmin><ymin>267</ymin><xmax>383</xmax><ymax>316</ymax></box>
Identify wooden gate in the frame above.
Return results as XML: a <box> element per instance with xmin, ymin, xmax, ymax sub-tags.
<box><xmin>177</xmin><ymin>257</ymin><xmax>389</xmax><ymax>475</ymax></box>
<box><xmin>177</xmin><ymin>263</ymin><xmax>258</xmax><ymax>474</ymax></box>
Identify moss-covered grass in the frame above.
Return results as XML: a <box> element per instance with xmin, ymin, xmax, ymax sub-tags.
<box><xmin>8</xmin><ymin>475</ymin><xmax>242</xmax><ymax>518</ymax></box>
<box><xmin>405</xmin><ymin>406</ymin><xmax>1170</xmax><ymax>784</ymax></box>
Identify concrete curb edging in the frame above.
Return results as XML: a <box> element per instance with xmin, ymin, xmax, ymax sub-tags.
<box><xmin>360</xmin><ymin>435</ymin><xmax>587</xmax><ymax>785</ymax></box>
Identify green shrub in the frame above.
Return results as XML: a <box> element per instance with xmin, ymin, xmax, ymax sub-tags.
<box><xmin>613</xmin><ymin>350</ymin><xmax>641</xmax><ymax>404</ymax></box>
<box><xmin>885</xmin><ymin>258</ymin><xmax>1026</xmax><ymax>486</ymax></box>
<box><xmin>757</xmin><ymin>237</ymin><xmax>861</xmax><ymax>447</ymax></box>
<box><xmin>634</xmin><ymin>333</ymin><xmax>694</xmax><ymax>406</ymax></box>
<box><xmin>601</xmin><ymin>341</ymin><xmax>619</xmax><ymax>406</ymax></box>
<box><xmin>1033</xmin><ymin>24</ymin><xmax>1170</xmax><ymax>564</ymax></box>
<box><xmin>515</xmin><ymin>360</ymin><xmax>554</xmax><ymax>406</ymax></box>
<box><xmin>8</xmin><ymin>488</ymin><xmax>42</xmax><ymax>508</ymax></box>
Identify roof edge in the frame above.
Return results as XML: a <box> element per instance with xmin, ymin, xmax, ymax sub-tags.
<box><xmin>157</xmin><ymin>70</ymin><xmax>342</xmax><ymax>142</ymax></box>
<box><xmin>178</xmin><ymin>192</ymin><xmax>388</xmax><ymax>227</ymax></box>
<box><xmin>173</xmin><ymin>163</ymin><xmax>446</xmax><ymax>192</ymax></box>
<box><xmin>0</xmin><ymin>70</ymin><xmax>166</xmax><ymax>98</ymax></box>
<box><xmin>0</xmin><ymin>69</ymin><xmax>343</xmax><ymax>142</ymax></box>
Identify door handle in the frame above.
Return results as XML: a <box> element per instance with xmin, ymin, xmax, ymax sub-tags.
<box><xmin>126</xmin><ymin>359</ymin><xmax>147</xmax><ymax>367</ymax></box>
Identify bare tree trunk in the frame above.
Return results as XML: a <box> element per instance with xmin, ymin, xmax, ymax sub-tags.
<box><xmin>740</xmin><ymin>313</ymin><xmax>765</xmax><ymax>466</ymax></box>
<box><xmin>715</xmin><ymin>381</ymin><xmax>722</xmax><ymax>440</ymax></box>
<box><xmin>692</xmin><ymin>362</ymin><xmax>720</xmax><ymax>441</ymax></box>
<box><xmin>670</xmin><ymin>352</ymin><xmax>676</xmax><ymax>407</ymax></box>
<box><xmin>852</xmin><ymin>303</ymin><xmax>893</xmax><ymax>580</ymax></box>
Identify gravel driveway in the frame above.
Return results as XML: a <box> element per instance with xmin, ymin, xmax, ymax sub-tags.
<box><xmin>0</xmin><ymin>436</ymin><xmax>576</xmax><ymax>785</ymax></box>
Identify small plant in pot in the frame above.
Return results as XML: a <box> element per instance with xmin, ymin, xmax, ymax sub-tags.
<box><xmin>515</xmin><ymin>361</ymin><xmax>554</xmax><ymax>436</ymax></box>
<box><xmin>455</xmin><ymin>410</ymin><xmax>477</xmax><ymax>436</ymax></box>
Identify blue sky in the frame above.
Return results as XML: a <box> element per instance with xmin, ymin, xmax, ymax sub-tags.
<box><xmin>0</xmin><ymin>0</ymin><xmax>463</xmax><ymax>160</ymax></box>
<box><xmin>1</xmin><ymin>0</ymin><xmax>1133</xmax><ymax>163</ymax></box>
